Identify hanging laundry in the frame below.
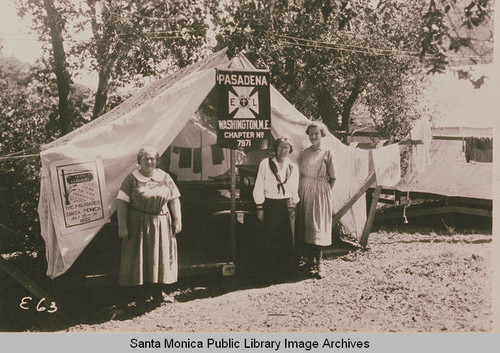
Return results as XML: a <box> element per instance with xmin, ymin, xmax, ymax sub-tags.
<box><xmin>178</xmin><ymin>147</ymin><xmax>192</xmax><ymax>168</ymax></box>
<box><xmin>465</xmin><ymin>137</ymin><xmax>492</xmax><ymax>163</ymax></box>
<box><xmin>193</xmin><ymin>147</ymin><xmax>202</xmax><ymax>173</ymax></box>
<box><xmin>354</xmin><ymin>147</ymin><xmax>369</xmax><ymax>183</ymax></box>
<box><xmin>410</xmin><ymin>119</ymin><xmax>432</xmax><ymax>174</ymax></box>
<box><xmin>211</xmin><ymin>144</ymin><xmax>225</xmax><ymax>165</ymax></box>
<box><xmin>371</xmin><ymin>144</ymin><xmax>401</xmax><ymax>187</ymax></box>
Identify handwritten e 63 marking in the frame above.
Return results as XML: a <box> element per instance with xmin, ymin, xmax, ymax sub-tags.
<box><xmin>19</xmin><ymin>297</ymin><xmax>58</xmax><ymax>313</ymax></box>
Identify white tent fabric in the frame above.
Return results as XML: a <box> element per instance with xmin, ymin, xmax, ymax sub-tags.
<box><xmin>38</xmin><ymin>50</ymin><xmax>383</xmax><ymax>279</ymax></box>
<box><xmin>424</xmin><ymin>64</ymin><xmax>495</xmax><ymax>129</ymax></box>
<box><xmin>171</xmin><ymin>120</ymin><xmax>215</xmax><ymax>147</ymax></box>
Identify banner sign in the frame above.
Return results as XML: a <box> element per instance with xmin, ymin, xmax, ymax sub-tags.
<box><xmin>49</xmin><ymin>157</ymin><xmax>109</xmax><ymax>235</ymax></box>
<box><xmin>215</xmin><ymin>69</ymin><xmax>271</xmax><ymax>149</ymax></box>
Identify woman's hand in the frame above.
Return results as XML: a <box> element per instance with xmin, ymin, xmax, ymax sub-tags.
<box><xmin>118</xmin><ymin>226</ymin><xmax>129</xmax><ymax>240</ymax></box>
<box><xmin>116</xmin><ymin>200</ymin><xmax>129</xmax><ymax>240</ymax></box>
<box><xmin>169</xmin><ymin>198</ymin><xmax>182</xmax><ymax>234</ymax></box>
<box><xmin>173</xmin><ymin>218</ymin><xmax>182</xmax><ymax>234</ymax></box>
<box><xmin>329</xmin><ymin>177</ymin><xmax>336</xmax><ymax>190</ymax></box>
<box><xmin>256</xmin><ymin>209</ymin><xmax>264</xmax><ymax>222</ymax></box>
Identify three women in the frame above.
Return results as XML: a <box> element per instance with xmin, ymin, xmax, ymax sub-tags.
<box><xmin>120</xmin><ymin>125</ymin><xmax>334</xmax><ymax>291</ymax></box>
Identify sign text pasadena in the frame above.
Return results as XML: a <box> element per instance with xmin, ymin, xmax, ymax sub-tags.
<box><xmin>216</xmin><ymin>73</ymin><xmax>268</xmax><ymax>86</ymax></box>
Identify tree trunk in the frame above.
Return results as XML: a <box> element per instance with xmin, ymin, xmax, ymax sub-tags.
<box><xmin>316</xmin><ymin>89</ymin><xmax>340</xmax><ymax>132</ymax></box>
<box><xmin>268</xmin><ymin>0</ymin><xmax>276</xmax><ymax>31</ymax></box>
<box><xmin>43</xmin><ymin>0</ymin><xmax>72</xmax><ymax>135</ymax></box>
<box><xmin>88</xmin><ymin>0</ymin><xmax>113</xmax><ymax>120</ymax></box>
<box><xmin>340</xmin><ymin>79</ymin><xmax>362</xmax><ymax>133</ymax></box>
<box><xmin>92</xmin><ymin>66</ymin><xmax>112</xmax><ymax>120</ymax></box>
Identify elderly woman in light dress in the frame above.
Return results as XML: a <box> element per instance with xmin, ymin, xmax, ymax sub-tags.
<box><xmin>253</xmin><ymin>125</ymin><xmax>336</xmax><ymax>279</ymax></box>
<box><xmin>117</xmin><ymin>146</ymin><xmax>182</xmax><ymax>302</ymax></box>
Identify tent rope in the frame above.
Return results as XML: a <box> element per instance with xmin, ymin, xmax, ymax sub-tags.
<box><xmin>403</xmin><ymin>191</ymin><xmax>411</xmax><ymax>224</ymax></box>
<box><xmin>0</xmin><ymin>153</ymin><xmax>40</xmax><ymax>162</ymax></box>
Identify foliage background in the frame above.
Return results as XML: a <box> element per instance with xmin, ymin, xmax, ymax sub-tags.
<box><xmin>0</xmin><ymin>0</ymin><xmax>493</xmax><ymax>259</ymax></box>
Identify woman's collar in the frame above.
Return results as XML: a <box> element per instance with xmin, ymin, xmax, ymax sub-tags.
<box><xmin>272</xmin><ymin>156</ymin><xmax>290</xmax><ymax>166</ymax></box>
<box><xmin>132</xmin><ymin>169</ymin><xmax>166</xmax><ymax>182</ymax></box>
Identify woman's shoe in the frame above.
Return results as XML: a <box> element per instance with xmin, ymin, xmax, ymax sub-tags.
<box><xmin>160</xmin><ymin>291</ymin><xmax>175</xmax><ymax>303</ymax></box>
<box><xmin>312</xmin><ymin>270</ymin><xmax>323</xmax><ymax>279</ymax></box>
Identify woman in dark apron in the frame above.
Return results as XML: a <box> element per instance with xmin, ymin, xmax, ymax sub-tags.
<box><xmin>253</xmin><ymin>136</ymin><xmax>299</xmax><ymax>275</ymax></box>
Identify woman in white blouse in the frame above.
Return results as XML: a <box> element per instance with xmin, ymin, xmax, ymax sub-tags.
<box><xmin>252</xmin><ymin>136</ymin><xmax>300</xmax><ymax>273</ymax></box>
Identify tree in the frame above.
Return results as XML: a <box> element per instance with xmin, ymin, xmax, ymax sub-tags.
<box><xmin>420</xmin><ymin>0</ymin><xmax>493</xmax><ymax>74</ymax></box>
<box><xmin>210</xmin><ymin>0</ymin><xmax>425</xmax><ymax>138</ymax></box>
<box><xmin>72</xmin><ymin>0</ymin><xmax>213</xmax><ymax>119</ymax></box>
<box><xmin>0</xmin><ymin>55</ymin><xmax>93</xmax><ymax>251</ymax></box>
<box><xmin>18</xmin><ymin>0</ymin><xmax>216</xmax><ymax>125</ymax></box>
<box><xmin>212</xmin><ymin>0</ymin><xmax>492</xmax><ymax>140</ymax></box>
<box><xmin>17</xmin><ymin>0</ymin><xmax>77</xmax><ymax>135</ymax></box>
<box><xmin>16</xmin><ymin>0</ymin><xmax>493</xmax><ymax>139</ymax></box>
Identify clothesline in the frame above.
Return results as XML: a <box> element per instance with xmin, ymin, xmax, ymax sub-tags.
<box><xmin>278</xmin><ymin>35</ymin><xmax>492</xmax><ymax>60</ymax></box>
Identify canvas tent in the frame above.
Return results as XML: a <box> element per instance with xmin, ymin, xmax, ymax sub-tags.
<box><xmin>396</xmin><ymin>140</ymin><xmax>492</xmax><ymax>200</ymax></box>
<box><xmin>395</xmin><ymin>64</ymin><xmax>494</xmax><ymax>202</ymax></box>
<box><xmin>396</xmin><ymin>126</ymin><xmax>493</xmax><ymax>201</ymax></box>
<box><xmin>38</xmin><ymin>49</ymin><xmax>395</xmax><ymax>279</ymax></box>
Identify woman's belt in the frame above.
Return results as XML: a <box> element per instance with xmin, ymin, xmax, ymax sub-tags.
<box><xmin>129</xmin><ymin>205</ymin><xmax>169</xmax><ymax>216</ymax></box>
<box><xmin>264</xmin><ymin>197</ymin><xmax>290</xmax><ymax>203</ymax></box>
<box><xmin>300</xmin><ymin>174</ymin><xmax>329</xmax><ymax>182</ymax></box>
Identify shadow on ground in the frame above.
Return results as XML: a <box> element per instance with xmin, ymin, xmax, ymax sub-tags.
<box><xmin>0</xmin><ymin>239</ymin><xmax>358</xmax><ymax>332</ymax></box>
<box><xmin>6</xmin><ymin>211</ymin><xmax>489</xmax><ymax>333</ymax></box>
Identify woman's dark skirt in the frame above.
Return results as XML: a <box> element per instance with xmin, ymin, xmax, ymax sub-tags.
<box><xmin>258</xmin><ymin>198</ymin><xmax>295</xmax><ymax>273</ymax></box>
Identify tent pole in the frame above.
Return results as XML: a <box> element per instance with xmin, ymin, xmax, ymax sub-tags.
<box><xmin>332</xmin><ymin>172</ymin><xmax>376</xmax><ymax>228</ymax></box>
<box><xmin>200</xmin><ymin>128</ymin><xmax>203</xmax><ymax>181</ymax></box>
<box><xmin>230</xmin><ymin>149</ymin><xmax>237</xmax><ymax>268</ymax></box>
<box><xmin>360</xmin><ymin>185</ymin><xmax>382</xmax><ymax>248</ymax></box>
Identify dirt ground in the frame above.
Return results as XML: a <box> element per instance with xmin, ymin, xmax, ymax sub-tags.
<box><xmin>1</xmin><ymin>228</ymin><xmax>492</xmax><ymax>333</ymax></box>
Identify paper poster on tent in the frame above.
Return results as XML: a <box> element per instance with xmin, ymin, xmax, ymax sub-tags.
<box><xmin>49</xmin><ymin>157</ymin><xmax>110</xmax><ymax>235</ymax></box>
<box><xmin>215</xmin><ymin>69</ymin><xmax>271</xmax><ymax>150</ymax></box>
